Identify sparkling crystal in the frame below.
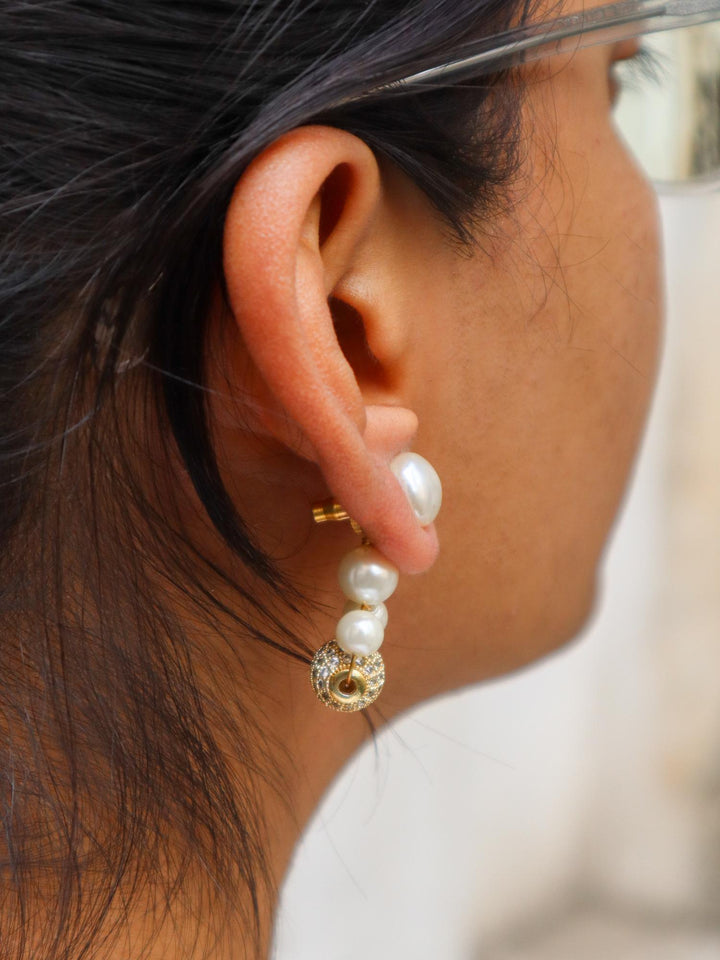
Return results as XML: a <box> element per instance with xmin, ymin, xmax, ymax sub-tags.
<box><xmin>310</xmin><ymin>639</ymin><xmax>385</xmax><ymax>712</ymax></box>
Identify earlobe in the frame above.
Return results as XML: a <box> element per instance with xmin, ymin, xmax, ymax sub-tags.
<box><xmin>216</xmin><ymin>125</ymin><xmax>439</xmax><ymax>574</ymax></box>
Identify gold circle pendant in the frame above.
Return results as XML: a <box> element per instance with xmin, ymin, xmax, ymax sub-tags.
<box><xmin>310</xmin><ymin>640</ymin><xmax>385</xmax><ymax>712</ymax></box>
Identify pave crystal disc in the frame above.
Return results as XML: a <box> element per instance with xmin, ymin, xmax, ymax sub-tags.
<box><xmin>310</xmin><ymin>640</ymin><xmax>385</xmax><ymax>712</ymax></box>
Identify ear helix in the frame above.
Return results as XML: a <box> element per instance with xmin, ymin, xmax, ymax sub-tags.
<box><xmin>310</xmin><ymin>452</ymin><xmax>442</xmax><ymax>712</ymax></box>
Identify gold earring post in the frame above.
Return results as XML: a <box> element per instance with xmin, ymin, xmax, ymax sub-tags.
<box><xmin>339</xmin><ymin>655</ymin><xmax>358</xmax><ymax>694</ymax></box>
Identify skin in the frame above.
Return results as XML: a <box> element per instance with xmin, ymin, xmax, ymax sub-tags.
<box><xmin>121</xmin><ymin>11</ymin><xmax>663</xmax><ymax>960</ymax></box>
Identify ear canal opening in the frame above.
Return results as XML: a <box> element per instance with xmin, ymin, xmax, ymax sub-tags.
<box><xmin>329</xmin><ymin>297</ymin><xmax>384</xmax><ymax>384</ymax></box>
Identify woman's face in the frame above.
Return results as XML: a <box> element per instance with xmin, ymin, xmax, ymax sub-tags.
<box><xmin>377</xmin><ymin>25</ymin><xmax>662</xmax><ymax>705</ymax></box>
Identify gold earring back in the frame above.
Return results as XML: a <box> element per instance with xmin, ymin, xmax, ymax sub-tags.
<box><xmin>312</xmin><ymin>498</ymin><xmax>364</xmax><ymax>537</ymax></box>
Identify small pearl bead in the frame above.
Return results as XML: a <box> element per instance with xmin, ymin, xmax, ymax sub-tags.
<box><xmin>338</xmin><ymin>545</ymin><xmax>399</xmax><ymax>605</ymax></box>
<box><xmin>343</xmin><ymin>600</ymin><xmax>389</xmax><ymax>628</ymax></box>
<box><xmin>390</xmin><ymin>452</ymin><xmax>442</xmax><ymax>526</ymax></box>
<box><xmin>336</xmin><ymin>609</ymin><xmax>385</xmax><ymax>657</ymax></box>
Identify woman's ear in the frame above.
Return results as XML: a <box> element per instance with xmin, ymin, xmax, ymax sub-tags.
<box><xmin>215</xmin><ymin>125</ymin><xmax>439</xmax><ymax>574</ymax></box>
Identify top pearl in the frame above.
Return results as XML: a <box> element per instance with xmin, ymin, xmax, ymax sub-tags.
<box><xmin>389</xmin><ymin>452</ymin><xmax>442</xmax><ymax>526</ymax></box>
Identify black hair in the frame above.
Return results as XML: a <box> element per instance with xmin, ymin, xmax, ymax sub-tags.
<box><xmin>0</xmin><ymin>2</ymin><xmax>533</xmax><ymax>957</ymax></box>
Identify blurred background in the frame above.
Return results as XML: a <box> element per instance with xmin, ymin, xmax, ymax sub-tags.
<box><xmin>272</xmin><ymin>39</ymin><xmax>720</xmax><ymax>960</ymax></box>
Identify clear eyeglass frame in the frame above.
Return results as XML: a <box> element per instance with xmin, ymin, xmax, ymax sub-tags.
<box><xmin>334</xmin><ymin>0</ymin><xmax>720</xmax><ymax>191</ymax></box>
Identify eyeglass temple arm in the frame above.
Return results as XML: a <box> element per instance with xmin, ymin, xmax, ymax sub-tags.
<box><xmin>349</xmin><ymin>0</ymin><xmax>720</xmax><ymax>98</ymax></box>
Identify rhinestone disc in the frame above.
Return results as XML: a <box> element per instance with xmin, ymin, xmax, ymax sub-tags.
<box><xmin>310</xmin><ymin>640</ymin><xmax>385</xmax><ymax>712</ymax></box>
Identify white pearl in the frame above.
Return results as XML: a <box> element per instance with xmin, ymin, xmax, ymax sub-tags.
<box><xmin>336</xmin><ymin>609</ymin><xmax>385</xmax><ymax>657</ymax></box>
<box><xmin>338</xmin><ymin>545</ymin><xmax>399</xmax><ymax>605</ymax></box>
<box><xmin>343</xmin><ymin>599</ymin><xmax>389</xmax><ymax>628</ymax></box>
<box><xmin>390</xmin><ymin>451</ymin><xmax>442</xmax><ymax>525</ymax></box>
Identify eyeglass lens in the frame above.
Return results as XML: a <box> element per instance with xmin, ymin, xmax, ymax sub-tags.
<box><xmin>612</xmin><ymin>22</ymin><xmax>720</xmax><ymax>188</ymax></box>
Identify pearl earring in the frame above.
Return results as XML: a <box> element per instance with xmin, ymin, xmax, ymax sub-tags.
<box><xmin>310</xmin><ymin>452</ymin><xmax>442</xmax><ymax>713</ymax></box>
